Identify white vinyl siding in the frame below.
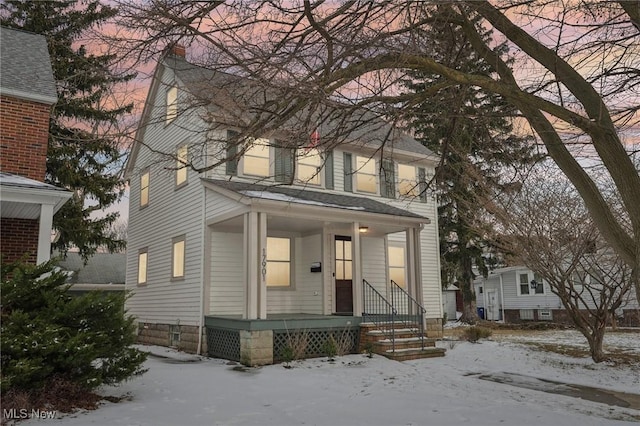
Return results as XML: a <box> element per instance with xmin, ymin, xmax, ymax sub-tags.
<box><xmin>361</xmin><ymin>237</ymin><xmax>386</xmax><ymax>295</ymax></box>
<box><xmin>210</xmin><ymin>231</ymin><xmax>244</xmax><ymax>315</ymax></box>
<box><xmin>125</xmin><ymin>64</ymin><xmax>206</xmax><ymax>326</ymax></box>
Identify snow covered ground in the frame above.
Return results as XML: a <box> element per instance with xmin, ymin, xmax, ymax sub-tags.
<box><xmin>24</xmin><ymin>330</ymin><xmax>640</xmax><ymax>426</ymax></box>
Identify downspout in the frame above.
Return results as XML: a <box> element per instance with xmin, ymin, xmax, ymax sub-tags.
<box><xmin>499</xmin><ymin>274</ymin><xmax>506</xmax><ymax>322</ymax></box>
<box><xmin>197</xmin><ymin>182</ymin><xmax>207</xmax><ymax>355</ymax></box>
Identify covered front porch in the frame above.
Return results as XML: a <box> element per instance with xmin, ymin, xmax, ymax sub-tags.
<box><xmin>202</xmin><ymin>179</ymin><xmax>430</xmax><ymax>364</ymax></box>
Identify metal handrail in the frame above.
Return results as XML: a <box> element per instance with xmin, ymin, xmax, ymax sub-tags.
<box><xmin>362</xmin><ymin>279</ymin><xmax>397</xmax><ymax>353</ymax></box>
<box><xmin>391</xmin><ymin>280</ymin><xmax>426</xmax><ymax>350</ymax></box>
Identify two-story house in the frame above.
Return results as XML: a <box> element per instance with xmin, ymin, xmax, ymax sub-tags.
<box><xmin>0</xmin><ymin>26</ymin><xmax>71</xmax><ymax>265</ymax></box>
<box><xmin>125</xmin><ymin>45</ymin><xmax>445</xmax><ymax>365</ymax></box>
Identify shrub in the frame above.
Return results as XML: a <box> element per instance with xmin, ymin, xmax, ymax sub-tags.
<box><xmin>323</xmin><ymin>336</ymin><xmax>338</xmax><ymax>360</ymax></box>
<box><xmin>462</xmin><ymin>326</ymin><xmax>493</xmax><ymax>343</ymax></box>
<box><xmin>1</xmin><ymin>260</ymin><xmax>147</xmax><ymax>397</ymax></box>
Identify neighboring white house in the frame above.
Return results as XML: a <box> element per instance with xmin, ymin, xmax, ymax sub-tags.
<box><xmin>474</xmin><ymin>266</ymin><xmax>639</xmax><ymax>326</ymax></box>
<box><xmin>124</xmin><ymin>46</ymin><xmax>444</xmax><ymax>365</ymax></box>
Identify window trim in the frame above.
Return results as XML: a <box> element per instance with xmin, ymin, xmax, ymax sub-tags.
<box><xmin>388</xmin><ymin>242</ymin><xmax>407</xmax><ymax>289</ymax></box>
<box><xmin>266</xmin><ymin>235</ymin><xmax>294</xmax><ymax>290</ymax></box>
<box><xmin>354</xmin><ymin>155</ymin><xmax>378</xmax><ymax>195</ymax></box>
<box><xmin>296</xmin><ymin>147</ymin><xmax>323</xmax><ymax>186</ymax></box>
<box><xmin>171</xmin><ymin>235</ymin><xmax>186</xmax><ymax>281</ymax></box>
<box><xmin>241</xmin><ymin>137</ymin><xmax>272</xmax><ymax>178</ymax></box>
<box><xmin>516</xmin><ymin>270</ymin><xmax>546</xmax><ymax>296</ymax></box>
<box><xmin>166</xmin><ymin>85</ymin><xmax>178</xmax><ymax>125</ymax></box>
<box><xmin>139</xmin><ymin>168</ymin><xmax>150</xmax><ymax>209</ymax></box>
<box><xmin>137</xmin><ymin>248</ymin><xmax>148</xmax><ymax>286</ymax></box>
<box><xmin>175</xmin><ymin>144</ymin><xmax>188</xmax><ymax>188</ymax></box>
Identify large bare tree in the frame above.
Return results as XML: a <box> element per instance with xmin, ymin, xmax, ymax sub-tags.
<box><xmin>492</xmin><ymin>164</ymin><xmax>633</xmax><ymax>362</ymax></box>
<box><xmin>114</xmin><ymin>1</ymin><xmax>640</xmax><ymax>303</ymax></box>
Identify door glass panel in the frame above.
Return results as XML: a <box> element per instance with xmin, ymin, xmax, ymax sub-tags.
<box><xmin>335</xmin><ymin>241</ymin><xmax>343</xmax><ymax>260</ymax></box>
<box><xmin>336</xmin><ymin>260</ymin><xmax>344</xmax><ymax>280</ymax></box>
<box><xmin>344</xmin><ymin>260</ymin><xmax>352</xmax><ymax>280</ymax></box>
<box><xmin>344</xmin><ymin>241</ymin><xmax>352</xmax><ymax>260</ymax></box>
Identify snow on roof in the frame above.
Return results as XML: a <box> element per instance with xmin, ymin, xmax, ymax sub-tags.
<box><xmin>240</xmin><ymin>190</ymin><xmax>365</xmax><ymax>211</ymax></box>
<box><xmin>0</xmin><ymin>172</ymin><xmax>68</xmax><ymax>192</ymax></box>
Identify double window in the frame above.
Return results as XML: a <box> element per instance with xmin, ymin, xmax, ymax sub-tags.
<box><xmin>226</xmin><ymin>132</ymin><xmax>329</xmax><ymax>186</ymax></box>
<box><xmin>518</xmin><ymin>271</ymin><xmax>545</xmax><ymax>295</ymax></box>
<box><xmin>344</xmin><ymin>154</ymin><xmax>428</xmax><ymax>201</ymax></box>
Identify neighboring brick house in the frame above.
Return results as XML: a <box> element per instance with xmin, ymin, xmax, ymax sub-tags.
<box><xmin>0</xmin><ymin>26</ymin><xmax>71</xmax><ymax>264</ymax></box>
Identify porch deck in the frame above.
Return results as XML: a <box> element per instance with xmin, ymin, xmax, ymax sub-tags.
<box><xmin>205</xmin><ymin>314</ymin><xmax>362</xmax><ymax>364</ymax></box>
<box><xmin>205</xmin><ymin>313</ymin><xmax>362</xmax><ymax>331</ymax></box>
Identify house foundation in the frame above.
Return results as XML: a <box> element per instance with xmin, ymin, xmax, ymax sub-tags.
<box><xmin>239</xmin><ymin>330</ymin><xmax>273</xmax><ymax>366</ymax></box>
<box><xmin>136</xmin><ymin>322</ymin><xmax>207</xmax><ymax>354</ymax></box>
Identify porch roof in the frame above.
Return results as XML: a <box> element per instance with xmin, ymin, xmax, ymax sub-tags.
<box><xmin>202</xmin><ymin>178</ymin><xmax>428</xmax><ymax>221</ymax></box>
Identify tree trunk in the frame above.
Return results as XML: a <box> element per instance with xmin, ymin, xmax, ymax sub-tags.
<box><xmin>459</xmin><ymin>255</ymin><xmax>479</xmax><ymax>323</ymax></box>
<box><xmin>587</xmin><ymin>326</ymin><xmax>606</xmax><ymax>363</ymax></box>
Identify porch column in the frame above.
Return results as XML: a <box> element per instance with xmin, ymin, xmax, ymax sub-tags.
<box><xmin>243</xmin><ymin>212</ymin><xmax>268</xmax><ymax>319</ymax></box>
<box><xmin>352</xmin><ymin>221</ymin><xmax>363</xmax><ymax>316</ymax></box>
<box><xmin>37</xmin><ymin>204</ymin><xmax>54</xmax><ymax>264</ymax></box>
<box><xmin>406</xmin><ymin>228</ymin><xmax>417</xmax><ymax>309</ymax></box>
<box><xmin>412</xmin><ymin>227</ymin><xmax>424</xmax><ymax>307</ymax></box>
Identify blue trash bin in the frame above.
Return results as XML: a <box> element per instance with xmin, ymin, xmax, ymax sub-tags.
<box><xmin>477</xmin><ymin>307</ymin><xmax>485</xmax><ymax>319</ymax></box>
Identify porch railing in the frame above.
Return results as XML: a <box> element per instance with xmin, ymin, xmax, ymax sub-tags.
<box><xmin>362</xmin><ymin>279</ymin><xmax>397</xmax><ymax>353</ymax></box>
<box><xmin>391</xmin><ymin>280</ymin><xmax>426</xmax><ymax>350</ymax></box>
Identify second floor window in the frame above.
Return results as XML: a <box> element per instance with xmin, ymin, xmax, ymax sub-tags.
<box><xmin>243</xmin><ymin>138</ymin><xmax>270</xmax><ymax>177</ymax></box>
<box><xmin>398</xmin><ymin>164</ymin><xmax>418</xmax><ymax>197</ymax></box>
<box><xmin>140</xmin><ymin>169</ymin><xmax>149</xmax><ymax>208</ymax></box>
<box><xmin>355</xmin><ymin>156</ymin><xmax>377</xmax><ymax>193</ymax></box>
<box><xmin>166</xmin><ymin>86</ymin><xmax>177</xmax><ymax>124</ymax></box>
<box><xmin>297</xmin><ymin>148</ymin><xmax>322</xmax><ymax>185</ymax></box>
<box><xmin>176</xmin><ymin>145</ymin><xmax>188</xmax><ymax>186</ymax></box>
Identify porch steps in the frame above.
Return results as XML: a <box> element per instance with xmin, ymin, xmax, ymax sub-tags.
<box><xmin>360</xmin><ymin>322</ymin><xmax>445</xmax><ymax>361</ymax></box>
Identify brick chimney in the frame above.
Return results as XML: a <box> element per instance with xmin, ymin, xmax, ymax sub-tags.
<box><xmin>168</xmin><ymin>43</ymin><xmax>186</xmax><ymax>58</ymax></box>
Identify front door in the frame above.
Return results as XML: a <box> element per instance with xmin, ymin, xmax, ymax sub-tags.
<box><xmin>334</xmin><ymin>236</ymin><xmax>353</xmax><ymax>314</ymax></box>
<box><xmin>486</xmin><ymin>290</ymin><xmax>499</xmax><ymax>320</ymax></box>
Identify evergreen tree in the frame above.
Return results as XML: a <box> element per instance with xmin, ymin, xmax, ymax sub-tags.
<box><xmin>1</xmin><ymin>0</ymin><xmax>134</xmax><ymax>260</ymax></box>
<box><xmin>404</xmin><ymin>6</ymin><xmax>538</xmax><ymax>322</ymax></box>
<box><xmin>1</xmin><ymin>260</ymin><xmax>147</xmax><ymax>397</ymax></box>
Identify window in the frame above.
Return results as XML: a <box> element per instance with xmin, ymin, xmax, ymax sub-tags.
<box><xmin>166</xmin><ymin>86</ymin><xmax>178</xmax><ymax>124</ymax></box>
<box><xmin>137</xmin><ymin>249</ymin><xmax>148</xmax><ymax>285</ymax></box>
<box><xmin>519</xmin><ymin>272</ymin><xmax>530</xmax><ymax>295</ymax></box>
<box><xmin>297</xmin><ymin>148</ymin><xmax>322</xmax><ymax>185</ymax></box>
<box><xmin>335</xmin><ymin>237</ymin><xmax>352</xmax><ymax>280</ymax></box>
<box><xmin>388</xmin><ymin>245</ymin><xmax>406</xmax><ymax>287</ymax></box>
<box><xmin>355</xmin><ymin>156</ymin><xmax>377</xmax><ymax>193</ymax></box>
<box><xmin>172</xmin><ymin>235</ymin><xmax>185</xmax><ymax>279</ymax></box>
<box><xmin>140</xmin><ymin>169</ymin><xmax>149</xmax><ymax>208</ymax></box>
<box><xmin>479</xmin><ymin>286</ymin><xmax>483</xmax><ymax>294</ymax></box>
<box><xmin>226</xmin><ymin>130</ymin><xmax>239</xmax><ymax>175</ymax></box>
<box><xmin>266</xmin><ymin>237</ymin><xmax>291</xmax><ymax>287</ymax></box>
<box><xmin>176</xmin><ymin>145</ymin><xmax>188</xmax><ymax>186</ymax></box>
<box><xmin>398</xmin><ymin>164</ymin><xmax>418</xmax><ymax>197</ymax></box>
<box><xmin>243</xmin><ymin>138</ymin><xmax>270</xmax><ymax>177</ymax></box>
<box><xmin>533</xmin><ymin>272</ymin><xmax>545</xmax><ymax>294</ymax></box>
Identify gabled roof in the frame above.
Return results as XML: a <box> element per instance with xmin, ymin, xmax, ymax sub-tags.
<box><xmin>126</xmin><ymin>52</ymin><xmax>436</xmax><ymax>177</ymax></box>
<box><xmin>202</xmin><ymin>178</ymin><xmax>427</xmax><ymax>220</ymax></box>
<box><xmin>170</xmin><ymin>55</ymin><xmax>435</xmax><ymax>158</ymax></box>
<box><xmin>0</xmin><ymin>26</ymin><xmax>57</xmax><ymax>105</ymax></box>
